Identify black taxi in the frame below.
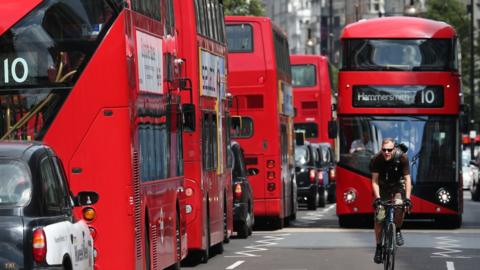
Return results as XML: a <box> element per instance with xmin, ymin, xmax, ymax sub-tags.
<box><xmin>0</xmin><ymin>141</ymin><xmax>98</xmax><ymax>270</ymax></box>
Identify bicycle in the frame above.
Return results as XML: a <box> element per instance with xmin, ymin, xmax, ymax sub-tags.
<box><xmin>378</xmin><ymin>200</ymin><xmax>408</xmax><ymax>270</ymax></box>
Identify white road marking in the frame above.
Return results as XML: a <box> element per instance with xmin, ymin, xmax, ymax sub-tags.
<box><xmin>226</xmin><ymin>260</ymin><xmax>245</xmax><ymax>269</ymax></box>
<box><xmin>446</xmin><ymin>261</ymin><xmax>455</xmax><ymax>270</ymax></box>
<box><xmin>431</xmin><ymin>236</ymin><xmax>471</xmax><ymax>259</ymax></box>
<box><xmin>225</xmin><ymin>234</ymin><xmax>289</xmax><ymax>258</ymax></box>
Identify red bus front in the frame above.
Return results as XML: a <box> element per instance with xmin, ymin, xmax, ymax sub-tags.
<box><xmin>226</xmin><ymin>16</ymin><xmax>297</xmax><ymax>229</ymax></box>
<box><xmin>337</xmin><ymin>17</ymin><xmax>463</xmax><ymax>228</ymax></box>
<box><xmin>0</xmin><ymin>1</ymin><xmax>187</xmax><ymax>269</ymax></box>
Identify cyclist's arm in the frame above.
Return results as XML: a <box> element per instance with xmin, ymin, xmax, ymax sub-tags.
<box><xmin>404</xmin><ymin>174</ymin><xmax>412</xmax><ymax>199</ymax></box>
<box><xmin>372</xmin><ymin>172</ymin><xmax>380</xmax><ymax>199</ymax></box>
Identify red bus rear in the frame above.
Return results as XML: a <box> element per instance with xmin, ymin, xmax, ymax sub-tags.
<box><xmin>0</xmin><ymin>1</ymin><xmax>189</xmax><ymax>268</ymax></box>
<box><xmin>337</xmin><ymin>16</ymin><xmax>463</xmax><ymax>228</ymax></box>
<box><xmin>226</xmin><ymin>16</ymin><xmax>297</xmax><ymax>229</ymax></box>
<box><xmin>291</xmin><ymin>55</ymin><xmax>336</xmax><ymax>146</ymax></box>
<box><xmin>174</xmin><ymin>0</ymin><xmax>233</xmax><ymax>262</ymax></box>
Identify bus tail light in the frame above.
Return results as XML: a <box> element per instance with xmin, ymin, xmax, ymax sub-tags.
<box><xmin>309</xmin><ymin>169</ymin><xmax>316</xmax><ymax>183</ymax></box>
<box><xmin>343</xmin><ymin>189</ymin><xmax>357</xmax><ymax>204</ymax></box>
<box><xmin>267</xmin><ymin>160</ymin><xmax>275</xmax><ymax>168</ymax></box>
<box><xmin>267</xmin><ymin>183</ymin><xmax>276</xmax><ymax>191</ymax></box>
<box><xmin>83</xmin><ymin>207</ymin><xmax>96</xmax><ymax>222</ymax></box>
<box><xmin>234</xmin><ymin>184</ymin><xmax>243</xmax><ymax>201</ymax></box>
<box><xmin>32</xmin><ymin>228</ymin><xmax>46</xmax><ymax>263</ymax></box>
<box><xmin>185</xmin><ymin>187</ymin><xmax>194</xmax><ymax>197</ymax></box>
<box><xmin>267</xmin><ymin>171</ymin><xmax>275</xmax><ymax>180</ymax></box>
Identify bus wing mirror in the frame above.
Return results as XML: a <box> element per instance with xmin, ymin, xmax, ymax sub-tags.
<box><xmin>75</xmin><ymin>191</ymin><xmax>99</xmax><ymax>206</ymax></box>
<box><xmin>182</xmin><ymin>104</ymin><xmax>196</xmax><ymax>132</ymax></box>
<box><xmin>328</xmin><ymin>120</ymin><xmax>338</xmax><ymax>139</ymax></box>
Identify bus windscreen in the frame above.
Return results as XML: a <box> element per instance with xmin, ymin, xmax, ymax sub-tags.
<box><xmin>342</xmin><ymin>39</ymin><xmax>455</xmax><ymax>71</ymax></box>
<box><xmin>338</xmin><ymin>116</ymin><xmax>456</xmax><ymax>184</ymax></box>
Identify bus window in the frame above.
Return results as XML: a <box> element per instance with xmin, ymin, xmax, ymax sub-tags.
<box><xmin>226</xmin><ymin>24</ymin><xmax>253</xmax><ymax>52</ymax></box>
<box><xmin>292</xmin><ymin>64</ymin><xmax>317</xmax><ymax>87</ymax></box>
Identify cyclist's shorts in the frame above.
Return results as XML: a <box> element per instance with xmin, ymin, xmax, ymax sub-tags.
<box><xmin>374</xmin><ymin>192</ymin><xmax>404</xmax><ymax>224</ymax></box>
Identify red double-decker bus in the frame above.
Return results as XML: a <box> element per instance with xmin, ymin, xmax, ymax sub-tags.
<box><xmin>291</xmin><ymin>55</ymin><xmax>336</xmax><ymax>146</ymax></box>
<box><xmin>337</xmin><ymin>16</ymin><xmax>463</xmax><ymax>228</ymax></box>
<box><xmin>174</xmin><ymin>0</ymin><xmax>232</xmax><ymax>263</ymax></box>
<box><xmin>291</xmin><ymin>54</ymin><xmax>338</xmax><ymax>205</ymax></box>
<box><xmin>0</xmin><ymin>0</ymin><xmax>190</xmax><ymax>268</ymax></box>
<box><xmin>226</xmin><ymin>16</ymin><xmax>297</xmax><ymax>229</ymax></box>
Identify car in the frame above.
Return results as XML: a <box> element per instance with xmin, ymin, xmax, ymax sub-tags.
<box><xmin>0</xmin><ymin>141</ymin><xmax>98</xmax><ymax>270</ymax></box>
<box><xmin>313</xmin><ymin>143</ymin><xmax>337</xmax><ymax>205</ymax></box>
<box><xmin>295</xmin><ymin>142</ymin><xmax>320</xmax><ymax>210</ymax></box>
<box><xmin>462</xmin><ymin>150</ymin><xmax>477</xmax><ymax>190</ymax></box>
<box><xmin>229</xmin><ymin>141</ymin><xmax>254</xmax><ymax>238</ymax></box>
<box><xmin>470</xmin><ymin>154</ymin><xmax>480</xmax><ymax>201</ymax></box>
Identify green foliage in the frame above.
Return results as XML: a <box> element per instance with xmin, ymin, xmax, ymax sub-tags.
<box><xmin>424</xmin><ymin>0</ymin><xmax>480</xmax><ymax>124</ymax></box>
<box><xmin>223</xmin><ymin>0</ymin><xmax>265</xmax><ymax>16</ymax></box>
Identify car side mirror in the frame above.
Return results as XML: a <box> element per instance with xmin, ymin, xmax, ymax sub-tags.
<box><xmin>75</xmin><ymin>191</ymin><xmax>99</xmax><ymax>206</ymax></box>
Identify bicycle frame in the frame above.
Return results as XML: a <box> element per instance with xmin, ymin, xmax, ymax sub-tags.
<box><xmin>380</xmin><ymin>201</ymin><xmax>406</xmax><ymax>270</ymax></box>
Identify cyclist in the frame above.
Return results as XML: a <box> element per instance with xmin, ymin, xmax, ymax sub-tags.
<box><xmin>370</xmin><ymin>138</ymin><xmax>412</xmax><ymax>264</ymax></box>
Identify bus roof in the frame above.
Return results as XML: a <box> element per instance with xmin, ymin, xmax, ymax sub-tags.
<box><xmin>341</xmin><ymin>16</ymin><xmax>456</xmax><ymax>39</ymax></box>
<box><xmin>0</xmin><ymin>0</ymin><xmax>42</xmax><ymax>36</ymax></box>
<box><xmin>225</xmin><ymin>15</ymin><xmax>288</xmax><ymax>38</ymax></box>
<box><xmin>290</xmin><ymin>54</ymin><xmax>328</xmax><ymax>64</ymax></box>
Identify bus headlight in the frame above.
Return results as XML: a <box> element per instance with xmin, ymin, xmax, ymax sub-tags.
<box><xmin>436</xmin><ymin>188</ymin><xmax>451</xmax><ymax>205</ymax></box>
<box><xmin>343</xmin><ymin>189</ymin><xmax>357</xmax><ymax>204</ymax></box>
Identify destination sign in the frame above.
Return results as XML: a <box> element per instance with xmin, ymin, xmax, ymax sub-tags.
<box><xmin>352</xmin><ymin>85</ymin><xmax>444</xmax><ymax>108</ymax></box>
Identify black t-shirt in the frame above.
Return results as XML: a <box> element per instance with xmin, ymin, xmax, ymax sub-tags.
<box><xmin>370</xmin><ymin>150</ymin><xmax>410</xmax><ymax>187</ymax></box>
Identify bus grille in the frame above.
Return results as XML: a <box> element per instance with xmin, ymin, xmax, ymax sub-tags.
<box><xmin>133</xmin><ymin>151</ymin><xmax>142</xmax><ymax>260</ymax></box>
<box><xmin>151</xmin><ymin>224</ymin><xmax>158</xmax><ymax>269</ymax></box>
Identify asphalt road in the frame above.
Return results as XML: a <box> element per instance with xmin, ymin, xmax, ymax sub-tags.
<box><xmin>183</xmin><ymin>191</ymin><xmax>480</xmax><ymax>270</ymax></box>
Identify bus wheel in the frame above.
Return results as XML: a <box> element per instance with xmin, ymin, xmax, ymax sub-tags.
<box><xmin>272</xmin><ymin>216</ymin><xmax>284</xmax><ymax>230</ymax></box>
<box><xmin>201</xmin><ymin>209</ymin><xmax>210</xmax><ymax>263</ymax></box>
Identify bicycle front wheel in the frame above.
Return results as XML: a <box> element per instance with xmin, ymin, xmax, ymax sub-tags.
<box><xmin>383</xmin><ymin>222</ymin><xmax>396</xmax><ymax>270</ymax></box>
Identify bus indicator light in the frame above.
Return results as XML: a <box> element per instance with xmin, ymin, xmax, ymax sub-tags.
<box><xmin>267</xmin><ymin>171</ymin><xmax>275</xmax><ymax>180</ymax></box>
<box><xmin>266</xmin><ymin>160</ymin><xmax>275</xmax><ymax>168</ymax></box>
<box><xmin>185</xmin><ymin>187</ymin><xmax>193</xmax><ymax>197</ymax></box>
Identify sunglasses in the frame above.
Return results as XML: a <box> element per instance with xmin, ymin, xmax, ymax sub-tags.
<box><xmin>382</xmin><ymin>148</ymin><xmax>394</xmax><ymax>153</ymax></box>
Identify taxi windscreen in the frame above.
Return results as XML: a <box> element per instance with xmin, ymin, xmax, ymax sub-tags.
<box><xmin>0</xmin><ymin>160</ymin><xmax>32</xmax><ymax>207</ymax></box>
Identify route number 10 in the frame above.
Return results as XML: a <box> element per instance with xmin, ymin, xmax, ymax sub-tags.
<box><xmin>420</xmin><ymin>89</ymin><xmax>435</xmax><ymax>104</ymax></box>
<box><xmin>3</xmin><ymin>58</ymin><xmax>29</xmax><ymax>84</ymax></box>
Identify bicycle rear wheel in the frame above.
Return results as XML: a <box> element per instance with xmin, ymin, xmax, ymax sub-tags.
<box><xmin>383</xmin><ymin>222</ymin><xmax>396</xmax><ymax>270</ymax></box>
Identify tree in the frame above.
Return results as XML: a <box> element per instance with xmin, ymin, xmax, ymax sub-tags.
<box><xmin>223</xmin><ymin>0</ymin><xmax>265</xmax><ymax>16</ymax></box>
<box><xmin>424</xmin><ymin>0</ymin><xmax>480</xmax><ymax>126</ymax></box>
